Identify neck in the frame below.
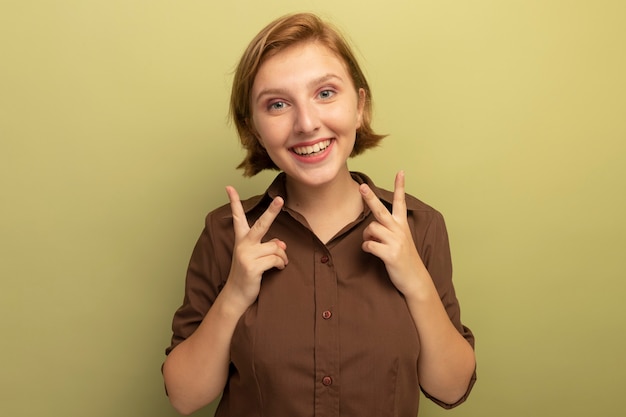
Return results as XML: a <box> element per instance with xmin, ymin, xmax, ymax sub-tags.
<box><xmin>285</xmin><ymin>168</ymin><xmax>357</xmax><ymax>211</ymax></box>
<box><xmin>284</xmin><ymin>168</ymin><xmax>363</xmax><ymax>243</ymax></box>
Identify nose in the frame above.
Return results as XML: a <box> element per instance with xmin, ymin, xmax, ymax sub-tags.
<box><xmin>293</xmin><ymin>102</ymin><xmax>320</xmax><ymax>135</ymax></box>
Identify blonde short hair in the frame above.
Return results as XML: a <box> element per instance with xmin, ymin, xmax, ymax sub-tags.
<box><xmin>230</xmin><ymin>12</ymin><xmax>386</xmax><ymax>176</ymax></box>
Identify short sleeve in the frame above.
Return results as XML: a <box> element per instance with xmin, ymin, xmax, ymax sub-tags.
<box><xmin>165</xmin><ymin>211</ymin><xmax>231</xmax><ymax>356</ymax></box>
<box><xmin>410</xmin><ymin>209</ymin><xmax>477</xmax><ymax>408</ymax></box>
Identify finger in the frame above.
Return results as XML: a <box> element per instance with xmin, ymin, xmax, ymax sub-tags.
<box><xmin>255</xmin><ymin>238</ymin><xmax>289</xmax><ymax>265</ymax></box>
<box><xmin>392</xmin><ymin>170</ymin><xmax>407</xmax><ymax>218</ymax></box>
<box><xmin>249</xmin><ymin>239</ymin><xmax>289</xmax><ymax>267</ymax></box>
<box><xmin>248</xmin><ymin>196</ymin><xmax>284</xmax><ymax>242</ymax></box>
<box><xmin>268</xmin><ymin>237</ymin><xmax>288</xmax><ymax>251</ymax></box>
<box><xmin>226</xmin><ymin>186</ymin><xmax>250</xmax><ymax>238</ymax></box>
<box><xmin>263</xmin><ymin>238</ymin><xmax>288</xmax><ymax>265</ymax></box>
<box><xmin>266</xmin><ymin>242</ymin><xmax>289</xmax><ymax>269</ymax></box>
<box><xmin>256</xmin><ymin>253</ymin><xmax>289</xmax><ymax>271</ymax></box>
<box><xmin>361</xmin><ymin>239</ymin><xmax>386</xmax><ymax>257</ymax></box>
<box><xmin>363</xmin><ymin>221</ymin><xmax>391</xmax><ymax>244</ymax></box>
<box><xmin>359</xmin><ymin>183</ymin><xmax>393</xmax><ymax>226</ymax></box>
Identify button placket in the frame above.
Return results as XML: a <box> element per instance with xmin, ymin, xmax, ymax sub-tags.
<box><xmin>314</xmin><ymin>247</ymin><xmax>339</xmax><ymax>413</ymax></box>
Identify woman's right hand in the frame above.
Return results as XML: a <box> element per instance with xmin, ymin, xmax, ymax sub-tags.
<box><xmin>224</xmin><ymin>186</ymin><xmax>288</xmax><ymax>309</ymax></box>
<box><xmin>163</xmin><ymin>188</ymin><xmax>287</xmax><ymax>414</ymax></box>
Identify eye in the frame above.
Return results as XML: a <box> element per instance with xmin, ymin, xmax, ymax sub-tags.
<box><xmin>268</xmin><ymin>101</ymin><xmax>287</xmax><ymax>111</ymax></box>
<box><xmin>318</xmin><ymin>89</ymin><xmax>336</xmax><ymax>100</ymax></box>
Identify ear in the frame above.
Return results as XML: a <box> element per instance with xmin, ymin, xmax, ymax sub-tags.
<box><xmin>356</xmin><ymin>88</ymin><xmax>366</xmax><ymax>129</ymax></box>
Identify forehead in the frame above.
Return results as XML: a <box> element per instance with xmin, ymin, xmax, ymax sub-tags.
<box><xmin>252</xmin><ymin>41</ymin><xmax>352</xmax><ymax>91</ymax></box>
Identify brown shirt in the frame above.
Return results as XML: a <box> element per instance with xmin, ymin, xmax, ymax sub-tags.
<box><xmin>166</xmin><ymin>172</ymin><xmax>476</xmax><ymax>416</ymax></box>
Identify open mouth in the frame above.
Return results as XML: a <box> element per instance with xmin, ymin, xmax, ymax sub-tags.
<box><xmin>291</xmin><ymin>139</ymin><xmax>332</xmax><ymax>157</ymax></box>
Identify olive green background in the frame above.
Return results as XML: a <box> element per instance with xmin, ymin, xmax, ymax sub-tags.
<box><xmin>1</xmin><ymin>1</ymin><xmax>624</xmax><ymax>416</ymax></box>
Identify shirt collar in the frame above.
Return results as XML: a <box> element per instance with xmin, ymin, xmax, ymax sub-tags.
<box><xmin>239</xmin><ymin>171</ymin><xmax>421</xmax><ymax>215</ymax></box>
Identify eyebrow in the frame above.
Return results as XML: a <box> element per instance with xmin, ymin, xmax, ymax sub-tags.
<box><xmin>254</xmin><ymin>73</ymin><xmax>344</xmax><ymax>104</ymax></box>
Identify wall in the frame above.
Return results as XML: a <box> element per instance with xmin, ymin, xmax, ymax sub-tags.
<box><xmin>1</xmin><ymin>1</ymin><xmax>624</xmax><ymax>416</ymax></box>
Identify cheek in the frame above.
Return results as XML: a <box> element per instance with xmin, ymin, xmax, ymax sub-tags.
<box><xmin>336</xmin><ymin>107</ymin><xmax>361</xmax><ymax>131</ymax></box>
<box><xmin>250</xmin><ymin>115</ymin><xmax>272</xmax><ymax>145</ymax></box>
<box><xmin>253</xmin><ymin>117</ymin><xmax>290</xmax><ymax>148</ymax></box>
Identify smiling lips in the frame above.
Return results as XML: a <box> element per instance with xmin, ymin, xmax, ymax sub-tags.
<box><xmin>291</xmin><ymin>139</ymin><xmax>332</xmax><ymax>157</ymax></box>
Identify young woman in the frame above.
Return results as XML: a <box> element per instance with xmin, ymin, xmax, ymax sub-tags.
<box><xmin>163</xmin><ymin>12</ymin><xmax>476</xmax><ymax>416</ymax></box>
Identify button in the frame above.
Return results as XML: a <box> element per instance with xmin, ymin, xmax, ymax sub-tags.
<box><xmin>322</xmin><ymin>376</ymin><xmax>333</xmax><ymax>386</ymax></box>
<box><xmin>322</xmin><ymin>310</ymin><xmax>332</xmax><ymax>319</ymax></box>
<box><xmin>320</xmin><ymin>255</ymin><xmax>329</xmax><ymax>264</ymax></box>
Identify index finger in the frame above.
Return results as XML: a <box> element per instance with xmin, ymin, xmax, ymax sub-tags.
<box><xmin>392</xmin><ymin>170</ymin><xmax>407</xmax><ymax>218</ymax></box>
<box><xmin>360</xmin><ymin>183</ymin><xmax>394</xmax><ymax>226</ymax></box>
<box><xmin>226</xmin><ymin>186</ymin><xmax>250</xmax><ymax>238</ymax></box>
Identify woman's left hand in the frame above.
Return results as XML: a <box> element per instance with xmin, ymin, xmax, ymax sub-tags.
<box><xmin>360</xmin><ymin>171</ymin><xmax>427</xmax><ymax>296</ymax></box>
<box><xmin>361</xmin><ymin>171</ymin><xmax>476</xmax><ymax>404</ymax></box>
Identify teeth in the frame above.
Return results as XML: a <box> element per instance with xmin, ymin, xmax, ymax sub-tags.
<box><xmin>293</xmin><ymin>139</ymin><xmax>331</xmax><ymax>156</ymax></box>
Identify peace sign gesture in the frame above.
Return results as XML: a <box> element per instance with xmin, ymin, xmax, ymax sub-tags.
<box><xmin>224</xmin><ymin>186</ymin><xmax>289</xmax><ymax>308</ymax></box>
<box><xmin>360</xmin><ymin>171</ymin><xmax>427</xmax><ymax>296</ymax></box>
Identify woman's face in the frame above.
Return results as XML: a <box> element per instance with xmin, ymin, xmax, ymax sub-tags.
<box><xmin>250</xmin><ymin>41</ymin><xmax>365</xmax><ymax>188</ymax></box>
